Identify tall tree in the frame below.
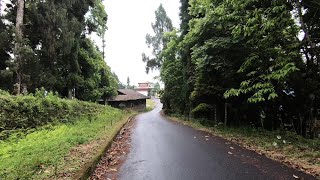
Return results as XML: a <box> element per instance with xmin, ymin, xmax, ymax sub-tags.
<box><xmin>142</xmin><ymin>4</ymin><xmax>173</xmax><ymax>73</ymax></box>
<box><xmin>13</xmin><ymin>0</ymin><xmax>24</xmax><ymax>94</ymax></box>
<box><xmin>87</xmin><ymin>0</ymin><xmax>107</xmax><ymax>59</ymax></box>
<box><xmin>0</xmin><ymin>0</ymin><xmax>118</xmax><ymax>102</ymax></box>
<box><xmin>290</xmin><ymin>0</ymin><xmax>320</xmax><ymax>137</ymax></box>
<box><xmin>160</xmin><ymin>30</ymin><xmax>185</xmax><ymax>113</ymax></box>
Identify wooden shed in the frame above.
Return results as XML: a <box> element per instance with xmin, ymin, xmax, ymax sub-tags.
<box><xmin>107</xmin><ymin>89</ymin><xmax>148</xmax><ymax>110</ymax></box>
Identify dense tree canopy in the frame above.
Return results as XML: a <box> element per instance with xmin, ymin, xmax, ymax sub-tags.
<box><xmin>0</xmin><ymin>0</ymin><xmax>118</xmax><ymax>102</ymax></box>
<box><xmin>146</xmin><ymin>0</ymin><xmax>320</xmax><ymax>138</ymax></box>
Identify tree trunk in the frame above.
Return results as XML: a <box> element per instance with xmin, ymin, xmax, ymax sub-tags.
<box><xmin>224</xmin><ymin>103</ymin><xmax>228</xmax><ymax>125</ymax></box>
<box><xmin>68</xmin><ymin>87</ymin><xmax>76</xmax><ymax>99</ymax></box>
<box><xmin>295</xmin><ymin>0</ymin><xmax>318</xmax><ymax>65</ymax></box>
<box><xmin>102</xmin><ymin>33</ymin><xmax>106</xmax><ymax>60</ymax></box>
<box><xmin>14</xmin><ymin>0</ymin><xmax>25</xmax><ymax>95</ymax></box>
<box><xmin>214</xmin><ymin>105</ymin><xmax>217</xmax><ymax>123</ymax></box>
<box><xmin>68</xmin><ymin>88</ymin><xmax>73</xmax><ymax>99</ymax></box>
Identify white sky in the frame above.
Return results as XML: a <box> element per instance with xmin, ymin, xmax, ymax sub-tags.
<box><xmin>99</xmin><ymin>0</ymin><xmax>180</xmax><ymax>86</ymax></box>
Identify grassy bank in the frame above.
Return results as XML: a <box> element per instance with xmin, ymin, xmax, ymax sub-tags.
<box><xmin>146</xmin><ymin>99</ymin><xmax>156</xmax><ymax>111</ymax></box>
<box><xmin>0</xmin><ymin>92</ymin><xmax>134</xmax><ymax>179</ymax></box>
<box><xmin>166</xmin><ymin>115</ymin><xmax>320</xmax><ymax>177</ymax></box>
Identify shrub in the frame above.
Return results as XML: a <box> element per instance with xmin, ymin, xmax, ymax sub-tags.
<box><xmin>0</xmin><ymin>93</ymin><xmax>106</xmax><ymax>140</ymax></box>
<box><xmin>191</xmin><ymin>103</ymin><xmax>215</xmax><ymax>120</ymax></box>
<box><xmin>0</xmin><ymin>90</ymin><xmax>9</xmax><ymax>96</ymax></box>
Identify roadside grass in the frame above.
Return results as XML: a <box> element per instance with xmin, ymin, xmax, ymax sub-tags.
<box><xmin>0</xmin><ymin>106</ymin><xmax>133</xmax><ymax>179</ymax></box>
<box><xmin>146</xmin><ymin>99</ymin><xmax>156</xmax><ymax>111</ymax></box>
<box><xmin>167</xmin><ymin>115</ymin><xmax>320</xmax><ymax>177</ymax></box>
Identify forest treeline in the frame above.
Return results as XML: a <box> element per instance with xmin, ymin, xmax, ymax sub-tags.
<box><xmin>0</xmin><ymin>0</ymin><xmax>119</xmax><ymax>101</ymax></box>
<box><xmin>143</xmin><ymin>0</ymin><xmax>320</xmax><ymax>138</ymax></box>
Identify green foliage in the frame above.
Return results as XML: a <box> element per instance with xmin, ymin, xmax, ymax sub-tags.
<box><xmin>150</xmin><ymin>82</ymin><xmax>161</xmax><ymax>96</ymax></box>
<box><xmin>86</xmin><ymin>0</ymin><xmax>108</xmax><ymax>37</ymax></box>
<box><xmin>0</xmin><ymin>92</ymin><xmax>105</xmax><ymax>140</ymax></box>
<box><xmin>77</xmin><ymin>38</ymin><xmax>118</xmax><ymax>101</ymax></box>
<box><xmin>191</xmin><ymin>103</ymin><xmax>214</xmax><ymax>119</ymax></box>
<box><xmin>222</xmin><ymin>0</ymin><xmax>300</xmax><ymax>103</ymax></box>
<box><xmin>160</xmin><ymin>30</ymin><xmax>186</xmax><ymax>114</ymax></box>
<box><xmin>146</xmin><ymin>99</ymin><xmax>156</xmax><ymax>111</ymax></box>
<box><xmin>0</xmin><ymin>0</ymin><xmax>118</xmax><ymax>101</ymax></box>
<box><xmin>0</xmin><ymin>89</ymin><xmax>10</xmax><ymax>96</ymax></box>
<box><xmin>0</xmin><ymin>105</ymin><xmax>123</xmax><ymax>179</ymax></box>
<box><xmin>142</xmin><ymin>4</ymin><xmax>174</xmax><ymax>73</ymax></box>
<box><xmin>158</xmin><ymin>0</ymin><xmax>320</xmax><ymax>137</ymax></box>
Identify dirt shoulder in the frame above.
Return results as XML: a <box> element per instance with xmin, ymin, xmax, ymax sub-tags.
<box><xmin>47</xmin><ymin>113</ymin><xmax>136</xmax><ymax>180</ymax></box>
<box><xmin>90</xmin><ymin>115</ymin><xmax>136</xmax><ymax>180</ymax></box>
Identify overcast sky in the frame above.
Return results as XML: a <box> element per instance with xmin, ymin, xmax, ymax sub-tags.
<box><xmin>100</xmin><ymin>0</ymin><xmax>181</xmax><ymax>86</ymax></box>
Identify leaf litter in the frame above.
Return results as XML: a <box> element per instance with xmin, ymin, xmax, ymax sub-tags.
<box><xmin>90</xmin><ymin>118</ymin><xmax>136</xmax><ymax>180</ymax></box>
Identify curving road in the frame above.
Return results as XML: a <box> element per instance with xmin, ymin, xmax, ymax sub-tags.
<box><xmin>119</xmin><ymin>99</ymin><xmax>315</xmax><ymax>180</ymax></box>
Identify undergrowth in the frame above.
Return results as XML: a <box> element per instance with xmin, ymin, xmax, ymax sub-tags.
<box><xmin>0</xmin><ymin>107</ymin><xmax>123</xmax><ymax>179</ymax></box>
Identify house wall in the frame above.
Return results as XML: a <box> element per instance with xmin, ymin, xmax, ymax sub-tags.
<box><xmin>107</xmin><ymin>99</ymin><xmax>146</xmax><ymax>110</ymax></box>
<box><xmin>138</xmin><ymin>83</ymin><xmax>149</xmax><ymax>87</ymax></box>
<box><xmin>136</xmin><ymin>90</ymin><xmax>148</xmax><ymax>96</ymax></box>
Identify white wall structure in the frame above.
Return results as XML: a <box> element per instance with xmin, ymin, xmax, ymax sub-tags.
<box><xmin>136</xmin><ymin>90</ymin><xmax>148</xmax><ymax>96</ymax></box>
<box><xmin>135</xmin><ymin>82</ymin><xmax>153</xmax><ymax>97</ymax></box>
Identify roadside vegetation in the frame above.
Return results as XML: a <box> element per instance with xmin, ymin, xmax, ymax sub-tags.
<box><xmin>167</xmin><ymin>115</ymin><xmax>320</xmax><ymax>177</ymax></box>
<box><xmin>143</xmin><ymin>1</ymin><xmax>320</xmax><ymax>138</ymax></box>
<box><xmin>146</xmin><ymin>99</ymin><xmax>156</xmax><ymax>111</ymax></box>
<box><xmin>0</xmin><ymin>1</ymin><xmax>132</xmax><ymax>177</ymax></box>
<box><xmin>142</xmin><ymin>1</ymin><xmax>320</xmax><ymax>175</ymax></box>
<box><xmin>0</xmin><ymin>92</ymin><xmax>132</xmax><ymax>179</ymax></box>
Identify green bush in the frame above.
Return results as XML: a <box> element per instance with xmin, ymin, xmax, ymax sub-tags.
<box><xmin>191</xmin><ymin>103</ymin><xmax>215</xmax><ymax>120</ymax></box>
<box><xmin>0</xmin><ymin>92</ymin><xmax>105</xmax><ymax>140</ymax></box>
<box><xmin>0</xmin><ymin>90</ymin><xmax>9</xmax><ymax>96</ymax></box>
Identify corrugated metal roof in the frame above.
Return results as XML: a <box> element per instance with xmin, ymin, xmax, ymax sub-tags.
<box><xmin>108</xmin><ymin>89</ymin><xmax>148</xmax><ymax>102</ymax></box>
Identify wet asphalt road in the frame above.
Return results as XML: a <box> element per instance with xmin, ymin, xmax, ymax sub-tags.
<box><xmin>119</xmin><ymin>99</ymin><xmax>315</xmax><ymax>180</ymax></box>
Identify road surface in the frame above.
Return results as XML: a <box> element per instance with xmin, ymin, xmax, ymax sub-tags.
<box><xmin>119</xmin><ymin>99</ymin><xmax>315</xmax><ymax>180</ymax></box>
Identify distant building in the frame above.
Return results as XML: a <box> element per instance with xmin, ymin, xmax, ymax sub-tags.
<box><xmin>135</xmin><ymin>82</ymin><xmax>153</xmax><ymax>97</ymax></box>
<box><xmin>107</xmin><ymin>89</ymin><xmax>148</xmax><ymax>110</ymax></box>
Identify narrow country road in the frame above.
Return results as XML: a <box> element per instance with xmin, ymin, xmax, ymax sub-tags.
<box><xmin>119</xmin><ymin>99</ymin><xmax>315</xmax><ymax>180</ymax></box>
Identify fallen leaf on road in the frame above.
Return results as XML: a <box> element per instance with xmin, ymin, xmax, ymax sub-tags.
<box><xmin>228</xmin><ymin>152</ymin><xmax>233</xmax><ymax>155</ymax></box>
<box><xmin>109</xmin><ymin>168</ymin><xmax>117</xmax><ymax>172</ymax></box>
<box><xmin>293</xmin><ymin>174</ymin><xmax>299</xmax><ymax>179</ymax></box>
<box><xmin>230</xmin><ymin>147</ymin><xmax>234</xmax><ymax>150</ymax></box>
